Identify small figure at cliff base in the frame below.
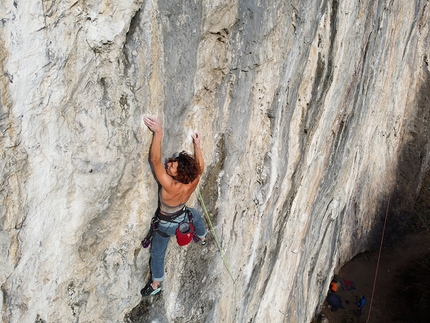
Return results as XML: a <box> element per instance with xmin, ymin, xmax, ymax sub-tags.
<box><xmin>327</xmin><ymin>293</ymin><xmax>345</xmax><ymax>312</ymax></box>
<box><xmin>140</xmin><ymin>115</ymin><xmax>207</xmax><ymax>297</ymax></box>
<box><xmin>356</xmin><ymin>295</ymin><xmax>366</xmax><ymax>316</ymax></box>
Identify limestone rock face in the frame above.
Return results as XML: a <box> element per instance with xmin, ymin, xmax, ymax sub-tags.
<box><xmin>1</xmin><ymin>0</ymin><xmax>429</xmax><ymax>322</ymax></box>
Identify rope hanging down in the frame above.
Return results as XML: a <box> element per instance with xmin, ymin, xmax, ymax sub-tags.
<box><xmin>196</xmin><ymin>186</ymin><xmax>238</xmax><ymax>322</ymax></box>
<box><xmin>365</xmin><ymin>0</ymin><xmax>426</xmax><ymax>317</ymax></box>
<box><xmin>366</xmin><ymin>194</ymin><xmax>390</xmax><ymax>323</ymax></box>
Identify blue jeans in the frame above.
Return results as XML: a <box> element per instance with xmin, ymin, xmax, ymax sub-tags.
<box><xmin>150</xmin><ymin>207</ymin><xmax>207</xmax><ymax>281</ymax></box>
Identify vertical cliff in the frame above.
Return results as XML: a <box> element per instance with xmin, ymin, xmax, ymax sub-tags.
<box><xmin>1</xmin><ymin>0</ymin><xmax>429</xmax><ymax>322</ymax></box>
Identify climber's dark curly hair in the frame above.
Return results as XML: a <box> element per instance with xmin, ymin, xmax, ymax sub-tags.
<box><xmin>172</xmin><ymin>151</ymin><xmax>201</xmax><ymax>184</ymax></box>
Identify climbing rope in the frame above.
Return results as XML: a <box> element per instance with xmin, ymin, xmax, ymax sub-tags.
<box><xmin>366</xmin><ymin>194</ymin><xmax>390</xmax><ymax>323</ymax></box>
<box><xmin>364</xmin><ymin>0</ymin><xmax>426</xmax><ymax>319</ymax></box>
<box><xmin>196</xmin><ymin>186</ymin><xmax>238</xmax><ymax>322</ymax></box>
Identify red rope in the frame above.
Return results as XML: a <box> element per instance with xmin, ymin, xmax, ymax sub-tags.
<box><xmin>366</xmin><ymin>194</ymin><xmax>390</xmax><ymax>323</ymax></box>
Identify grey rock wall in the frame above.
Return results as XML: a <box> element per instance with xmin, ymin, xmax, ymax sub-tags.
<box><xmin>1</xmin><ymin>0</ymin><xmax>429</xmax><ymax>322</ymax></box>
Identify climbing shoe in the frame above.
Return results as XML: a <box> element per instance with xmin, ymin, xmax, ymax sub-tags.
<box><xmin>140</xmin><ymin>282</ymin><xmax>161</xmax><ymax>297</ymax></box>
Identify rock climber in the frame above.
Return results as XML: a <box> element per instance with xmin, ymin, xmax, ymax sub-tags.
<box><xmin>141</xmin><ymin>115</ymin><xmax>207</xmax><ymax>297</ymax></box>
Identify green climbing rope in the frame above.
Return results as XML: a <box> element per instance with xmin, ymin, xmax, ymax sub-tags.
<box><xmin>196</xmin><ymin>186</ymin><xmax>238</xmax><ymax>322</ymax></box>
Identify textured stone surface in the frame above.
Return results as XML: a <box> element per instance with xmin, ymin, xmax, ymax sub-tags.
<box><xmin>1</xmin><ymin>0</ymin><xmax>429</xmax><ymax>322</ymax></box>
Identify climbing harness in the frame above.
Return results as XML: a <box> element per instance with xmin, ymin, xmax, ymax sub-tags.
<box><xmin>141</xmin><ymin>207</ymin><xmax>197</xmax><ymax>248</ymax></box>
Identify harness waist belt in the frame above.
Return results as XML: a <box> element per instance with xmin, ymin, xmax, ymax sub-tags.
<box><xmin>156</xmin><ymin>206</ymin><xmax>187</xmax><ymax>222</ymax></box>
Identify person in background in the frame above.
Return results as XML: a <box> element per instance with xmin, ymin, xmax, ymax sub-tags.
<box><xmin>356</xmin><ymin>295</ymin><xmax>366</xmax><ymax>316</ymax></box>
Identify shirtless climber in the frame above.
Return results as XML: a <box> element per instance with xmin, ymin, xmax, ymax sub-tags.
<box><xmin>141</xmin><ymin>115</ymin><xmax>207</xmax><ymax>297</ymax></box>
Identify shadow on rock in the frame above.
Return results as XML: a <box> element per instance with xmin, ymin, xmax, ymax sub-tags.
<box><xmin>125</xmin><ymin>293</ymin><xmax>169</xmax><ymax>323</ymax></box>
